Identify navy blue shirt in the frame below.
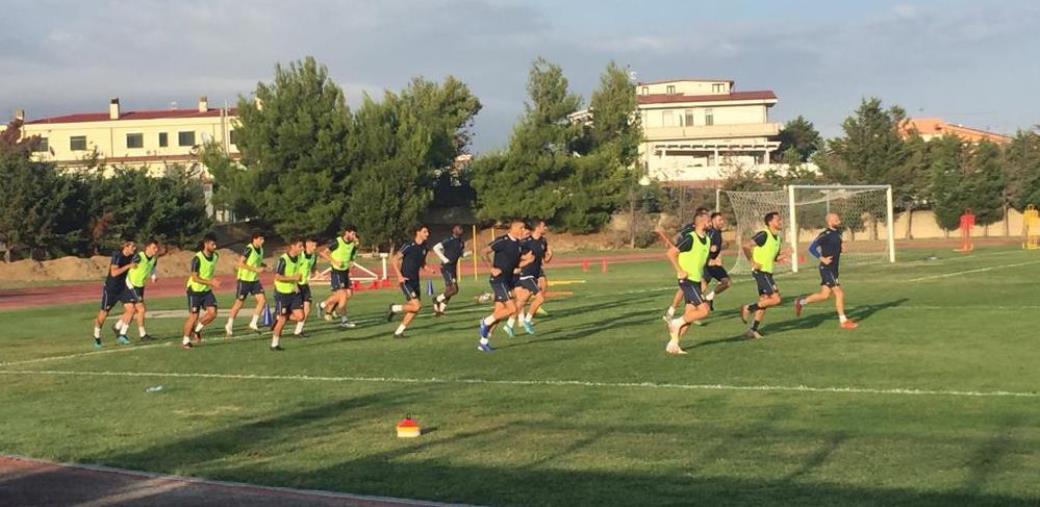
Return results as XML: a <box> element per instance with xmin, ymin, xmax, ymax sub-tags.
<box><xmin>489</xmin><ymin>234</ymin><xmax>522</xmax><ymax>281</ymax></box>
<box><xmin>809</xmin><ymin>228</ymin><xmax>843</xmax><ymax>270</ymax></box>
<box><xmin>519</xmin><ymin>236</ymin><xmax>548</xmax><ymax>277</ymax></box>
<box><xmin>105</xmin><ymin>250</ymin><xmax>135</xmax><ymax>292</ymax></box>
<box><xmin>707</xmin><ymin>227</ymin><xmax>723</xmax><ymax>261</ymax></box>
<box><xmin>399</xmin><ymin>241</ymin><xmax>429</xmax><ymax>280</ymax></box>
<box><xmin>438</xmin><ymin>235</ymin><xmax>465</xmax><ymax>265</ymax></box>
<box><xmin>673</xmin><ymin>223</ymin><xmax>694</xmax><ymax>246</ymax></box>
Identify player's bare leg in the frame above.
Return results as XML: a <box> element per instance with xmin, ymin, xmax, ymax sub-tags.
<box><xmin>664</xmin><ymin>289</ymin><xmax>684</xmax><ymax>320</ymax></box>
<box><xmin>666</xmin><ymin>303</ymin><xmax>709</xmax><ymax>354</ymax></box>
<box><xmin>743</xmin><ymin>292</ymin><xmax>780</xmax><ymax>339</ymax></box>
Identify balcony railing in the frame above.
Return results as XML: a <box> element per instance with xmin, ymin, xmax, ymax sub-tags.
<box><xmin>643</xmin><ymin>123</ymin><xmax>780</xmax><ymax>141</ymax></box>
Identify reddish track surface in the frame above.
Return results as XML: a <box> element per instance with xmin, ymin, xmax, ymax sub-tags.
<box><xmin>0</xmin><ymin>253</ymin><xmax>665</xmax><ymax>311</ymax></box>
<box><xmin>0</xmin><ymin>455</ymin><xmax>464</xmax><ymax>506</ymax></box>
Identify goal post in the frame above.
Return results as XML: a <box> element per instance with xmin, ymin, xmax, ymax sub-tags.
<box><xmin>726</xmin><ymin>185</ymin><xmax>896</xmax><ymax>274</ymax></box>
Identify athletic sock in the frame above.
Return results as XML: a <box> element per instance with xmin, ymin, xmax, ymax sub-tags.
<box><xmin>748</xmin><ymin>303</ymin><xmax>760</xmax><ymax>312</ymax></box>
<box><xmin>271</xmin><ymin>335</ymin><xmax>280</xmax><ymax>348</ymax></box>
<box><xmin>706</xmin><ymin>291</ymin><xmax>715</xmax><ymax>301</ymax></box>
<box><xmin>391</xmin><ymin>304</ymin><xmax>403</xmax><ymax>313</ymax></box>
<box><xmin>665</xmin><ymin>306</ymin><xmax>675</xmax><ymax>318</ymax></box>
<box><xmin>670</xmin><ymin>317</ymin><xmax>685</xmax><ymax>329</ymax></box>
<box><xmin>480</xmin><ymin>337</ymin><xmax>490</xmax><ymax>346</ymax></box>
<box><xmin>194</xmin><ymin>322</ymin><xmax>205</xmax><ymax>333</ymax></box>
<box><xmin>182</xmin><ymin>335</ymin><xmax>190</xmax><ymax>345</ymax></box>
<box><xmin>340</xmin><ymin>315</ymin><xmax>348</xmax><ymax>323</ymax></box>
<box><xmin>506</xmin><ymin>316</ymin><xmax>516</xmax><ymax>327</ymax></box>
<box><xmin>752</xmin><ymin>320</ymin><xmax>761</xmax><ymax>331</ymax></box>
<box><xmin>395</xmin><ymin>324</ymin><xmax>407</xmax><ymax>335</ymax></box>
<box><xmin>524</xmin><ymin>312</ymin><xmax>533</xmax><ymax>323</ymax></box>
<box><xmin>250</xmin><ymin>314</ymin><xmax>259</xmax><ymax>327</ymax></box>
<box><xmin>117</xmin><ymin>321</ymin><xmax>128</xmax><ymax>335</ymax></box>
<box><xmin>138</xmin><ymin>326</ymin><xmax>147</xmax><ymax>338</ymax></box>
<box><xmin>435</xmin><ymin>294</ymin><xmax>446</xmax><ymax>304</ymax></box>
<box><xmin>839</xmin><ymin>314</ymin><xmax>848</xmax><ymax>323</ymax></box>
<box><xmin>93</xmin><ymin>326</ymin><xmax>101</xmax><ymax>339</ymax></box>
<box><xmin>482</xmin><ymin>315</ymin><xmax>496</xmax><ymax>326</ymax></box>
<box><xmin>294</xmin><ymin>321</ymin><xmax>305</xmax><ymax>335</ymax></box>
<box><xmin>798</xmin><ymin>297</ymin><xmax>807</xmax><ymax>306</ymax></box>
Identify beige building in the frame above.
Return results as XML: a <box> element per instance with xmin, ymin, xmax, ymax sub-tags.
<box><xmin>636</xmin><ymin>79</ymin><xmax>780</xmax><ymax>185</ymax></box>
<box><xmin>9</xmin><ymin>97</ymin><xmax>239</xmax><ymax>176</ymax></box>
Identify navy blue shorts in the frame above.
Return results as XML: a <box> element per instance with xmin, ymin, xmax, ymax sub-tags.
<box><xmin>275</xmin><ymin>292</ymin><xmax>303</xmax><ymax>315</ymax></box>
<box><xmin>187</xmin><ymin>290</ymin><xmax>217</xmax><ymax>314</ymax></box>
<box><xmin>752</xmin><ymin>271</ymin><xmax>778</xmax><ymax>296</ymax></box>
<box><xmin>704</xmin><ymin>265</ymin><xmax>729</xmax><ymax>282</ymax></box>
<box><xmin>678</xmin><ymin>279</ymin><xmax>705</xmax><ymax>306</ymax></box>
<box><xmin>441</xmin><ymin>264</ymin><xmax>457</xmax><ymax>286</ymax></box>
<box><xmin>330</xmin><ymin>269</ymin><xmax>351</xmax><ymax>291</ymax></box>
<box><xmin>235</xmin><ymin>280</ymin><xmax>264</xmax><ymax>300</ymax></box>
<box><xmin>400</xmin><ymin>279</ymin><xmax>420</xmax><ymax>301</ymax></box>
<box><xmin>819</xmin><ymin>265</ymin><xmax>840</xmax><ymax>287</ymax></box>
<box><xmin>131</xmin><ymin>286</ymin><xmax>146</xmax><ymax>302</ymax></box>
<box><xmin>489</xmin><ymin>278</ymin><xmax>514</xmax><ymax>303</ymax></box>
<box><xmin>298</xmin><ymin>284</ymin><xmax>312</xmax><ymax>302</ymax></box>
<box><xmin>517</xmin><ymin>275</ymin><xmax>540</xmax><ymax>294</ymax></box>
<box><xmin>100</xmin><ymin>285</ymin><xmax>139</xmax><ymax>311</ymax></box>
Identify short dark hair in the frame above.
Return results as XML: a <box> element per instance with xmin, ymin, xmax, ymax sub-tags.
<box><xmin>412</xmin><ymin>224</ymin><xmax>429</xmax><ymax>234</ymax></box>
<box><xmin>250</xmin><ymin>231</ymin><xmax>264</xmax><ymax>240</ymax></box>
<box><xmin>202</xmin><ymin>233</ymin><xmax>218</xmax><ymax>244</ymax></box>
<box><xmin>304</xmin><ymin>237</ymin><xmax>317</xmax><ymax>244</ymax></box>
<box><xmin>695</xmin><ymin>207</ymin><xmax>709</xmax><ymax>216</ymax></box>
<box><xmin>343</xmin><ymin>224</ymin><xmax>357</xmax><ymax>233</ymax></box>
<box><xmin>710</xmin><ymin>212</ymin><xmax>722</xmax><ymax>220</ymax></box>
<box><xmin>290</xmin><ymin>237</ymin><xmax>304</xmax><ymax>246</ymax></box>
<box><xmin>764</xmin><ymin>211</ymin><xmax>781</xmax><ymax>224</ymax></box>
<box><xmin>144</xmin><ymin>238</ymin><xmax>160</xmax><ymax>247</ymax></box>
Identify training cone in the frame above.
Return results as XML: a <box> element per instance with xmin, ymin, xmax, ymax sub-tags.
<box><xmin>261</xmin><ymin>304</ymin><xmax>274</xmax><ymax>328</ymax></box>
<box><xmin>396</xmin><ymin>417</ymin><xmax>421</xmax><ymax>438</ymax></box>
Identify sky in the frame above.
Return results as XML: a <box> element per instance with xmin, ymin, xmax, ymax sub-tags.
<box><xmin>2</xmin><ymin>0</ymin><xmax>1038</xmax><ymax>152</ymax></box>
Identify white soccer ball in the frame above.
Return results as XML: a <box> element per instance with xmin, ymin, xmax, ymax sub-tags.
<box><xmin>477</xmin><ymin>292</ymin><xmax>493</xmax><ymax>304</ymax></box>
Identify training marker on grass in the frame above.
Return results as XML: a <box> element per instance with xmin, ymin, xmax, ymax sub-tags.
<box><xmin>396</xmin><ymin>417</ymin><xmax>421</xmax><ymax>438</ymax></box>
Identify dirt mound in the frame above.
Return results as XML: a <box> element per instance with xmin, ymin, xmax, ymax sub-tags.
<box><xmin>46</xmin><ymin>256</ymin><xmax>106</xmax><ymax>281</ymax></box>
<box><xmin>0</xmin><ymin>259</ymin><xmax>48</xmax><ymax>281</ymax></box>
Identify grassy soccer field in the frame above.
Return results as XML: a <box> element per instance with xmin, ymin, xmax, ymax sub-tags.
<box><xmin>1</xmin><ymin>246</ymin><xmax>1038</xmax><ymax>506</ymax></box>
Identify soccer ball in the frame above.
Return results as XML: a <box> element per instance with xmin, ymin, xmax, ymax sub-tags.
<box><xmin>477</xmin><ymin>292</ymin><xmax>493</xmax><ymax>304</ymax></box>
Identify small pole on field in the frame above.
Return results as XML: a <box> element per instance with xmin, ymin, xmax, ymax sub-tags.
<box><xmin>472</xmin><ymin>224</ymin><xmax>479</xmax><ymax>282</ymax></box>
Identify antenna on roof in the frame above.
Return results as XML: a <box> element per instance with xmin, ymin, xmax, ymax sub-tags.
<box><xmin>169</xmin><ymin>101</ymin><xmax>178</xmax><ymax>110</ymax></box>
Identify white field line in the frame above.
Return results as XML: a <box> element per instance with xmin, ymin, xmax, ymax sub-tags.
<box><xmin>0</xmin><ymin>368</ymin><xmax>1035</xmax><ymax>399</ymax></box>
<box><xmin>0</xmin><ymin>342</ymin><xmax>172</xmax><ymax>368</ymax></box>
<box><xmin>906</xmin><ymin>260</ymin><xmax>1040</xmax><ymax>282</ymax></box>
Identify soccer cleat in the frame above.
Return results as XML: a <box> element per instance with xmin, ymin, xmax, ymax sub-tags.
<box><xmin>840</xmin><ymin>320</ymin><xmax>859</xmax><ymax>330</ymax></box>
<box><xmin>477</xmin><ymin>342</ymin><xmax>495</xmax><ymax>353</ymax></box>
<box><xmin>385</xmin><ymin>304</ymin><xmax>395</xmax><ymax>322</ymax></box>
<box><xmin>139</xmin><ymin>334</ymin><xmax>155</xmax><ymax>342</ymax></box>
<box><xmin>192</xmin><ymin>330</ymin><xmax>202</xmax><ymax>344</ymax></box>
<box><xmin>666</xmin><ymin>344</ymin><xmax>688</xmax><ymax>355</ymax></box>
<box><xmin>394</xmin><ymin>332</ymin><xmax>407</xmax><ymax>339</ymax></box>
<box><xmin>340</xmin><ymin>317</ymin><xmax>357</xmax><ymax>328</ymax></box>
<box><xmin>94</xmin><ymin>338</ymin><xmax>102</xmax><ymax>349</ymax></box>
<box><xmin>433</xmin><ymin>303</ymin><xmax>444</xmax><ymax>317</ymax></box>
<box><xmin>479</xmin><ymin>320</ymin><xmax>491</xmax><ymax>339</ymax></box>
<box><xmin>270</xmin><ymin>345</ymin><xmax>285</xmax><ymax>352</ymax></box>
<box><xmin>708</xmin><ymin>300</ymin><xmax>715</xmax><ymax>312</ymax></box>
<box><xmin>794</xmin><ymin>298</ymin><xmax>804</xmax><ymax>317</ymax></box>
<box><xmin>181</xmin><ymin>342</ymin><xmax>193</xmax><ymax>350</ymax></box>
<box><xmin>322</xmin><ymin>309</ymin><xmax>333</xmax><ymax>322</ymax></box>
<box><xmin>693</xmin><ymin>320</ymin><xmax>705</xmax><ymax>327</ymax></box>
<box><xmin>536</xmin><ymin>307</ymin><xmax>549</xmax><ymax>316</ymax></box>
<box><xmin>502</xmin><ymin>324</ymin><xmax>515</xmax><ymax>338</ymax></box>
<box><xmin>224</xmin><ymin>322</ymin><xmax>234</xmax><ymax>336</ymax></box>
<box><xmin>740</xmin><ymin>305</ymin><xmax>750</xmax><ymax>324</ymax></box>
<box><xmin>521</xmin><ymin>320</ymin><xmax>535</xmax><ymax>335</ymax></box>
<box><xmin>117</xmin><ymin>335</ymin><xmax>131</xmax><ymax>345</ymax></box>
<box><xmin>745</xmin><ymin>329</ymin><xmax>764</xmax><ymax>340</ymax></box>
<box><xmin>248</xmin><ymin>323</ymin><xmax>261</xmax><ymax>334</ymax></box>
<box><xmin>318</xmin><ymin>304</ymin><xmax>326</xmax><ymax>320</ymax></box>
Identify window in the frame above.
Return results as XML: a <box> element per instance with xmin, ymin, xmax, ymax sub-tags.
<box><xmin>684</xmin><ymin>110</ymin><xmax>694</xmax><ymax>127</ymax></box>
<box><xmin>70</xmin><ymin>135</ymin><xmax>87</xmax><ymax>151</ymax></box>
<box><xmin>666</xmin><ymin>85</ymin><xmax>676</xmax><ymax>95</ymax></box>
<box><xmin>712</xmin><ymin>83</ymin><xmax>726</xmax><ymax>93</ymax></box>
<box><xmin>229</xmin><ymin>129</ymin><xmax>238</xmax><ymax>145</ymax></box>
<box><xmin>158</xmin><ymin>132</ymin><xmax>168</xmax><ymax>147</ymax></box>
<box><xmin>178</xmin><ymin>131</ymin><xmax>196</xmax><ymax>147</ymax></box>
<box><xmin>126</xmin><ymin>133</ymin><xmax>143</xmax><ymax>149</ymax></box>
<box><xmin>33</xmin><ymin>137</ymin><xmax>49</xmax><ymax>153</ymax></box>
<box><xmin>662</xmin><ymin>110</ymin><xmax>674</xmax><ymax>127</ymax></box>
<box><xmin>640</xmin><ymin>86</ymin><xmax>649</xmax><ymax>95</ymax></box>
<box><xmin>705</xmin><ymin>108</ymin><xmax>714</xmax><ymax>126</ymax></box>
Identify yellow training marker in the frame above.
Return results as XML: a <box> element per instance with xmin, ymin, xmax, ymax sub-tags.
<box><xmin>396</xmin><ymin>417</ymin><xmax>421</xmax><ymax>438</ymax></box>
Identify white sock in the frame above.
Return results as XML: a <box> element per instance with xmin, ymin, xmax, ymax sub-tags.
<box><xmin>798</xmin><ymin>297</ymin><xmax>807</xmax><ymax>306</ymax></box>
<box><xmin>670</xmin><ymin>317</ymin><xmax>686</xmax><ymax>329</ymax></box>
<box><xmin>138</xmin><ymin>326</ymin><xmax>147</xmax><ymax>337</ymax></box>
<box><xmin>483</xmin><ymin>315</ymin><xmax>496</xmax><ymax>326</ymax></box>
<box><xmin>480</xmin><ymin>337</ymin><xmax>489</xmax><ymax>345</ymax></box>
<box><xmin>182</xmin><ymin>336</ymin><xmax>190</xmax><ymax>345</ymax></box>
<box><xmin>391</xmin><ymin>304</ymin><xmax>403</xmax><ymax>313</ymax></box>
<box><xmin>118</xmin><ymin>321</ymin><xmax>129</xmax><ymax>334</ymax></box>
<box><xmin>435</xmin><ymin>294</ymin><xmax>445</xmax><ymax>303</ymax></box>
<box><xmin>294</xmin><ymin>321</ymin><xmax>304</xmax><ymax>335</ymax></box>
<box><xmin>271</xmin><ymin>335</ymin><xmax>280</xmax><ymax>347</ymax></box>
<box><xmin>524</xmin><ymin>312</ymin><xmax>533</xmax><ymax>323</ymax></box>
<box><xmin>665</xmin><ymin>306</ymin><xmax>675</xmax><ymax>318</ymax></box>
<box><xmin>706</xmin><ymin>291</ymin><xmax>715</xmax><ymax>301</ymax></box>
<box><xmin>226</xmin><ymin>316</ymin><xmax>234</xmax><ymax>326</ymax></box>
<box><xmin>340</xmin><ymin>315</ymin><xmax>348</xmax><ymax>323</ymax></box>
<box><xmin>194</xmin><ymin>322</ymin><xmax>205</xmax><ymax>332</ymax></box>
<box><xmin>507</xmin><ymin>316</ymin><xmax>516</xmax><ymax>327</ymax></box>
<box><xmin>839</xmin><ymin>314</ymin><xmax>848</xmax><ymax>323</ymax></box>
<box><xmin>319</xmin><ymin>302</ymin><xmax>326</xmax><ymax>310</ymax></box>
<box><xmin>395</xmin><ymin>324</ymin><xmax>407</xmax><ymax>335</ymax></box>
<box><xmin>250</xmin><ymin>314</ymin><xmax>259</xmax><ymax>327</ymax></box>
<box><xmin>93</xmin><ymin>326</ymin><xmax>101</xmax><ymax>339</ymax></box>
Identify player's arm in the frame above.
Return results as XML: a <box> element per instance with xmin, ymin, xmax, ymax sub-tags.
<box><xmin>666</xmin><ymin>247</ymin><xmax>686</xmax><ymax>279</ymax></box>
<box><xmin>544</xmin><ymin>244</ymin><xmax>553</xmax><ymax>263</ymax></box>
<box><xmin>319</xmin><ymin>241</ymin><xmax>342</xmax><ymax>270</ymax></box>
<box><xmin>482</xmin><ymin>239</ymin><xmax>502</xmax><ymax>276</ymax></box>
<box><xmin>518</xmin><ymin>251</ymin><xmax>535</xmax><ymax>269</ymax></box>
<box><xmin>391</xmin><ymin>248</ymin><xmax>406</xmax><ymax>281</ymax></box>
<box><xmin>433</xmin><ymin>241</ymin><xmax>450</xmax><ymax>264</ymax></box>
<box><xmin>110</xmin><ymin>253</ymin><xmax>136</xmax><ymax>277</ymax></box>
<box><xmin>655</xmin><ymin>228</ymin><xmax>676</xmax><ymax>249</ymax></box>
<box><xmin>236</xmin><ymin>248</ymin><xmax>262</xmax><ymax>273</ymax></box>
<box><xmin>189</xmin><ymin>257</ymin><xmax>219</xmax><ymax>288</ymax></box>
<box><xmin>272</xmin><ymin>257</ymin><xmax>299</xmax><ymax>283</ymax></box>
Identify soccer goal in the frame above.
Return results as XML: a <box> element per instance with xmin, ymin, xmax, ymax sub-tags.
<box><xmin>724</xmin><ymin>185</ymin><xmax>895</xmax><ymax>274</ymax></box>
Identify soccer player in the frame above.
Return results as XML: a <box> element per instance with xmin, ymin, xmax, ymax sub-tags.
<box><xmin>387</xmin><ymin>225</ymin><xmax>432</xmax><ymax>338</ymax></box>
<box><xmin>319</xmin><ymin>225</ymin><xmax>360</xmax><ymax>328</ymax></box>
<box><xmin>740</xmin><ymin>211</ymin><xmax>788</xmax><ymax>339</ymax></box>
<box><xmin>270</xmin><ymin>239</ymin><xmax>306</xmax><ymax>351</ymax></box>
<box><xmin>794</xmin><ymin>213</ymin><xmax>859</xmax><ymax>329</ymax></box>
<box><xmin>702</xmin><ymin>212</ymin><xmax>732</xmax><ymax>311</ymax></box>
<box><xmin>183</xmin><ymin>234</ymin><xmax>221</xmax><ymax>350</ymax></box>
<box><xmin>664</xmin><ymin>209</ymin><xmax>712</xmax><ymax>354</ymax></box>
<box><xmin>513</xmin><ymin>219</ymin><xmax>552</xmax><ymax>334</ymax></box>
<box><xmin>126</xmin><ymin>239</ymin><xmax>160</xmax><ymax>341</ymax></box>
<box><xmin>225</xmin><ymin>232</ymin><xmax>267</xmax><ymax>336</ymax></box>
<box><xmin>432</xmin><ymin>225</ymin><xmax>466</xmax><ymax>316</ymax></box>
<box><xmin>663</xmin><ymin>209</ymin><xmax>704</xmax><ymax>320</ymax></box>
<box><xmin>293</xmin><ymin>238</ymin><xmax>319</xmax><ymax>337</ymax></box>
<box><xmin>477</xmin><ymin>220</ymin><xmax>533</xmax><ymax>352</ymax></box>
<box><xmin>92</xmin><ymin>239</ymin><xmax>140</xmax><ymax>348</ymax></box>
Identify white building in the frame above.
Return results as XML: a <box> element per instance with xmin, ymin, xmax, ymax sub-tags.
<box><xmin>636</xmin><ymin>79</ymin><xmax>780</xmax><ymax>185</ymax></box>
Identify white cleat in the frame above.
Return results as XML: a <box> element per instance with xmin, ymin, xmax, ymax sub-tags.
<box><xmin>224</xmin><ymin>323</ymin><xmax>233</xmax><ymax>337</ymax></box>
<box><xmin>248</xmin><ymin>323</ymin><xmax>261</xmax><ymax>334</ymax></box>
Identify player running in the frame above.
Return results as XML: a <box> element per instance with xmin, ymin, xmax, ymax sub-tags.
<box><xmin>794</xmin><ymin>213</ymin><xmax>859</xmax><ymax>329</ymax></box>
<box><xmin>182</xmin><ymin>234</ymin><xmax>221</xmax><ymax>350</ymax></box>
<box><xmin>740</xmin><ymin>211</ymin><xmax>787</xmax><ymax>339</ymax></box>
<box><xmin>702</xmin><ymin>212</ymin><xmax>732</xmax><ymax>311</ymax></box>
<box><xmin>319</xmin><ymin>225</ymin><xmax>360</xmax><ymax>328</ymax></box>
<box><xmin>513</xmin><ymin>220</ymin><xmax>552</xmax><ymax>334</ymax></box>
<box><xmin>432</xmin><ymin>225</ymin><xmax>467</xmax><ymax>316</ymax></box>
<box><xmin>477</xmin><ymin>220</ymin><xmax>533</xmax><ymax>352</ymax></box>
<box><xmin>387</xmin><ymin>225</ymin><xmax>432</xmax><ymax>338</ymax></box>
<box><xmin>126</xmin><ymin>239</ymin><xmax>160</xmax><ymax>341</ymax></box>
<box><xmin>270</xmin><ymin>239</ymin><xmax>306</xmax><ymax>351</ymax></box>
<box><xmin>663</xmin><ymin>209</ymin><xmax>703</xmax><ymax>320</ymax></box>
<box><xmin>92</xmin><ymin>239</ymin><xmax>140</xmax><ymax>348</ymax></box>
<box><xmin>663</xmin><ymin>209</ymin><xmax>712</xmax><ymax>354</ymax></box>
<box><xmin>225</xmin><ymin>232</ymin><xmax>267</xmax><ymax>336</ymax></box>
<box><xmin>293</xmin><ymin>239</ymin><xmax>319</xmax><ymax>337</ymax></box>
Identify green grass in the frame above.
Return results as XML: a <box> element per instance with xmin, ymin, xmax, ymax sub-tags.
<box><xmin>1</xmin><ymin>247</ymin><xmax>1039</xmax><ymax>506</ymax></box>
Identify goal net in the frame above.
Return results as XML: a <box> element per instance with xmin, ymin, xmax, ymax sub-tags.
<box><xmin>724</xmin><ymin>185</ymin><xmax>895</xmax><ymax>274</ymax></box>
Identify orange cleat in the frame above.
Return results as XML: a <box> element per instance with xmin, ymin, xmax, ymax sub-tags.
<box><xmin>840</xmin><ymin>320</ymin><xmax>858</xmax><ymax>330</ymax></box>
